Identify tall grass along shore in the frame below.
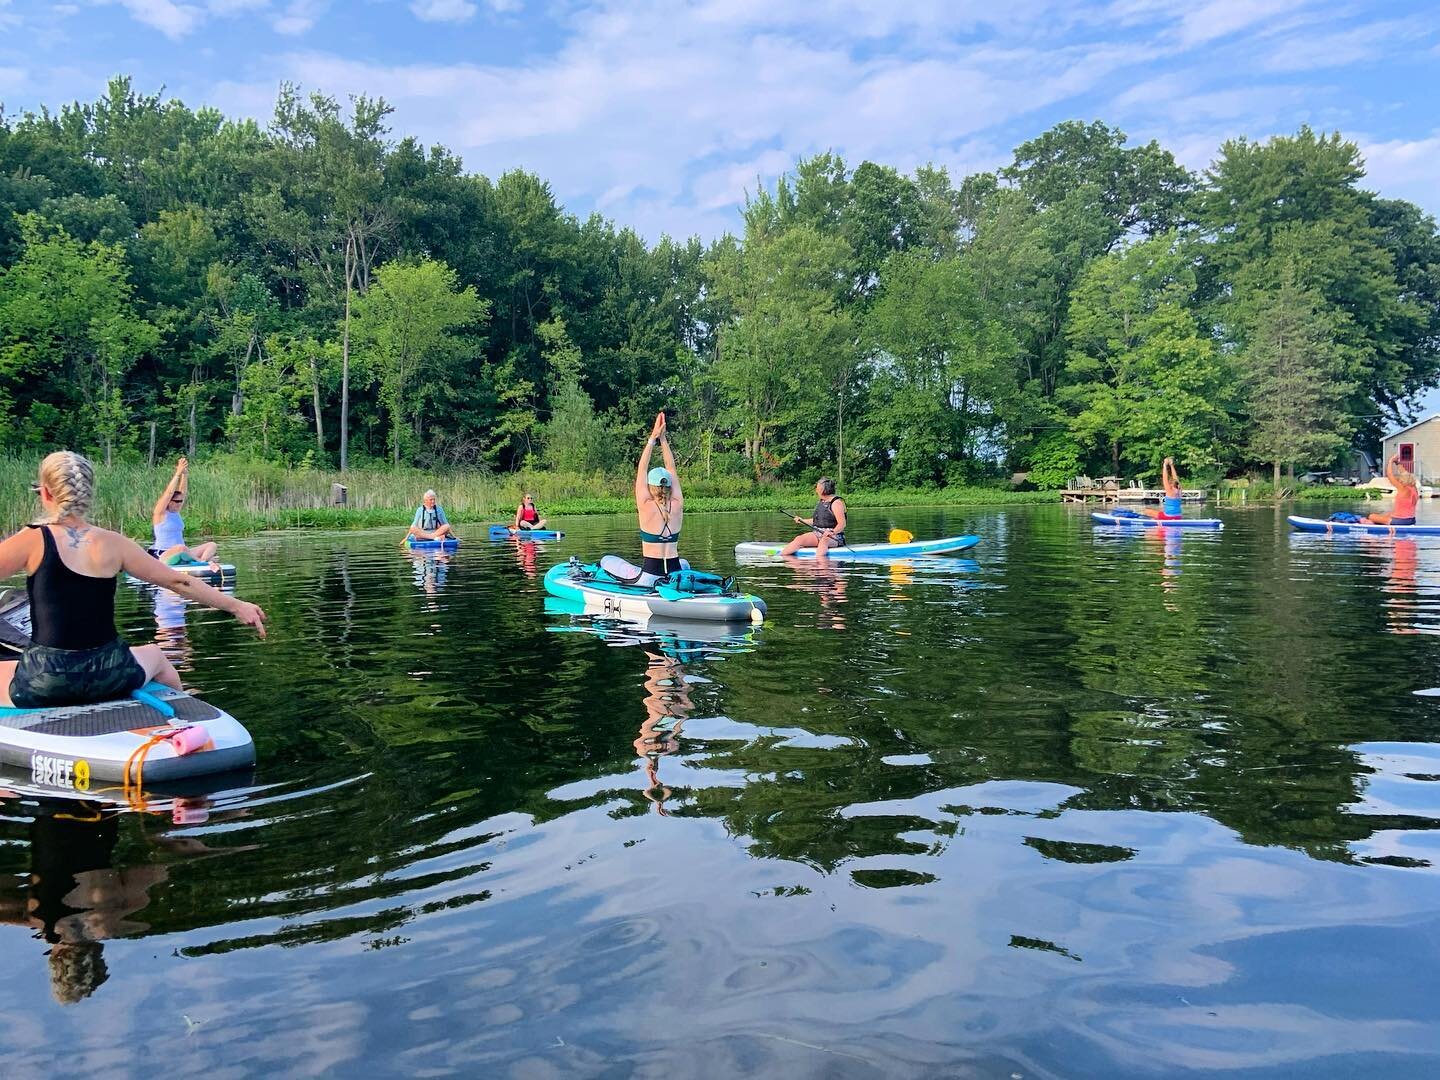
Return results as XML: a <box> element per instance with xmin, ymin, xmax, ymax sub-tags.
<box><xmin>0</xmin><ymin>457</ymin><xmax>1059</xmax><ymax>539</ymax></box>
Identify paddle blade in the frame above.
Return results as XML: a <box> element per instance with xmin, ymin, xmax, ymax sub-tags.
<box><xmin>888</xmin><ymin>529</ymin><xmax>914</xmax><ymax>544</ymax></box>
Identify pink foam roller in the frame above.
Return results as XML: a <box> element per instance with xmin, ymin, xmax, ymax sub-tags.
<box><xmin>166</xmin><ymin>725</ymin><xmax>211</xmax><ymax>756</ymax></box>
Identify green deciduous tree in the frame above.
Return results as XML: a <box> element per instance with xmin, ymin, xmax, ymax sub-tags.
<box><xmin>0</xmin><ymin>214</ymin><xmax>159</xmax><ymax>461</ymax></box>
<box><xmin>351</xmin><ymin>258</ymin><xmax>487</xmax><ymax>465</ymax></box>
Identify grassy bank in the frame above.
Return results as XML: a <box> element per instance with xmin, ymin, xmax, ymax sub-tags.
<box><xmin>0</xmin><ymin>457</ymin><xmax>1056</xmax><ymax>539</ymax></box>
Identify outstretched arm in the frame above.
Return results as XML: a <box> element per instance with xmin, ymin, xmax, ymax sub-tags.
<box><xmin>119</xmin><ymin>537</ymin><xmax>266</xmax><ymax>638</ymax></box>
<box><xmin>659</xmin><ymin>430</ymin><xmax>681</xmax><ymax>504</ymax></box>
<box><xmin>636</xmin><ymin>412</ymin><xmax>664</xmax><ymax>503</ymax></box>
<box><xmin>153</xmin><ymin>458</ymin><xmax>186</xmax><ymax>524</ymax></box>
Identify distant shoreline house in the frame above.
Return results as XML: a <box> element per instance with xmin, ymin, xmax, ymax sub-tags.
<box><xmin>1382</xmin><ymin>415</ymin><xmax>1440</xmax><ymax>484</ymax></box>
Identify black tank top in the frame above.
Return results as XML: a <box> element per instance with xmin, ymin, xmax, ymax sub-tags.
<box><xmin>813</xmin><ymin>497</ymin><xmax>841</xmax><ymax>530</ymax></box>
<box><xmin>25</xmin><ymin>525</ymin><xmax>120</xmax><ymax>650</ymax></box>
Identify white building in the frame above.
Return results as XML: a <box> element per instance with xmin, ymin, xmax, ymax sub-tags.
<box><xmin>1382</xmin><ymin>414</ymin><xmax>1440</xmax><ymax>484</ymax></box>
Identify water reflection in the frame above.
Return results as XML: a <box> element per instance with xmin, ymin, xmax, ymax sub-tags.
<box><xmin>406</xmin><ymin>549</ymin><xmax>450</xmax><ymax>599</ymax></box>
<box><xmin>633</xmin><ymin>650</ymin><xmax>694</xmax><ymax>815</ymax></box>
<box><xmin>2</xmin><ymin>514</ymin><xmax>1439</xmax><ymax>1075</ymax></box>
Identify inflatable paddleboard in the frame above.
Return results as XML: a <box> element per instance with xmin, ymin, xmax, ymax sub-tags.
<box><xmin>406</xmin><ymin>537</ymin><xmax>460</xmax><ymax>550</ymax></box>
<box><xmin>0</xmin><ymin>596</ymin><xmax>255</xmax><ymax>788</ymax></box>
<box><xmin>126</xmin><ymin>557</ymin><xmax>236</xmax><ymax>584</ymax></box>
<box><xmin>0</xmin><ymin>684</ymin><xmax>255</xmax><ymax>788</ymax></box>
<box><xmin>1288</xmin><ymin>515</ymin><xmax>1440</xmax><ymax>536</ymax></box>
<box><xmin>544</xmin><ymin>560</ymin><xmax>765</xmax><ymax>624</ymax></box>
<box><xmin>734</xmin><ymin>535</ymin><xmax>981</xmax><ymax>560</ymax></box>
<box><xmin>1091</xmin><ymin>512</ymin><xmax>1223</xmax><ymax>529</ymax></box>
<box><xmin>488</xmin><ymin>525</ymin><xmax>564</xmax><ymax>541</ymax></box>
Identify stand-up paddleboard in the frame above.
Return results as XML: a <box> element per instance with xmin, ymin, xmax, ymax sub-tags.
<box><xmin>545</xmin><ymin>558</ymin><xmax>765</xmax><ymax>624</ymax></box>
<box><xmin>1288</xmin><ymin>515</ymin><xmax>1440</xmax><ymax>536</ymax></box>
<box><xmin>0</xmin><ymin>596</ymin><xmax>255</xmax><ymax>788</ymax></box>
<box><xmin>406</xmin><ymin>537</ymin><xmax>460</xmax><ymax>550</ymax></box>
<box><xmin>1091</xmin><ymin>512</ymin><xmax>1223</xmax><ymax>529</ymax></box>
<box><xmin>488</xmin><ymin>525</ymin><xmax>564</xmax><ymax>541</ymax></box>
<box><xmin>126</xmin><ymin>555</ymin><xmax>236</xmax><ymax>584</ymax></box>
<box><xmin>734</xmin><ymin>535</ymin><xmax>981</xmax><ymax>560</ymax></box>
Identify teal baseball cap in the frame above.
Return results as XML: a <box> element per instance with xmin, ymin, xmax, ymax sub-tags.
<box><xmin>647</xmin><ymin>467</ymin><xmax>673</xmax><ymax>487</ymax></box>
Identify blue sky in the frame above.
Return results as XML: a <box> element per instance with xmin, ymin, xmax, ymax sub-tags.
<box><xmin>1</xmin><ymin>0</ymin><xmax>1437</xmax><ymax>245</ymax></box>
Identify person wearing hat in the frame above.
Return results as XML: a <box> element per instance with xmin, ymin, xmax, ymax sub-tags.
<box><xmin>406</xmin><ymin>489</ymin><xmax>455</xmax><ymax>543</ymax></box>
<box><xmin>635</xmin><ymin>411</ymin><xmax>683</xmax><ymax>579</ymax></box>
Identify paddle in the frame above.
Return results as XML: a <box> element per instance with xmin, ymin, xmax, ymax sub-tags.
<box><xmin>778</xmin><ymin>509</ymin><xmax>855</xmax><ymax>555</ymax></box>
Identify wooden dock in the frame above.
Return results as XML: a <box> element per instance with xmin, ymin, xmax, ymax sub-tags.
<box><xmin>1061</xmin><ymin>487</ymin><xmax>1208</xmax><ymax>504</ymax></box>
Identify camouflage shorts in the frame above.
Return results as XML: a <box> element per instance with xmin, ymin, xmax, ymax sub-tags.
<box><xmin>10</xmin><ymin>638</ymin><xmax>146</xmax><ymax>709</ymax></box>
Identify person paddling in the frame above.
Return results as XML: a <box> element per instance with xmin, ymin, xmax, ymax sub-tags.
<box><xmin>151</xmin><ymin>457</ymin><xmax>220</xmax><ymax>571</ymax></box>
<box><xmin>636</xmin><ymin>411</ymin><xmax>683</xmax><ymax>581</ymax></box>
<box><xmin>511</xmin><ymin>494</ymin><xmax>547</xmax><ymax>532</ymax></box>
<box><xmin>1366</xmin><ymin>453</ymin><xmax>1420</xmax><ymax>526</ymax></box>
<box><xmin>0</xmin><ymin>452</ymin><xmax>267</xmax><ymax>708</ymax></box>
<box><xmin>1140</xmin><ymin>458</ymin><xmax>1184</xmax><ymax>521</ymax></box>
<box><xmin>781</xmin><ymin>478</ymin><xmax>848</xmax><ymax>557</ymax></box>
<box><xmin>406</xmin><ymin>489</ymin><xmax>455</xmax><ymax>544</ymax></box>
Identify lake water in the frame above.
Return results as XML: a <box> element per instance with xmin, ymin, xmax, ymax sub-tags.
<box><xmin>2</xmin><ymin>506</ymin><xmax>1438</xmax><ymax>1078</ymax></box>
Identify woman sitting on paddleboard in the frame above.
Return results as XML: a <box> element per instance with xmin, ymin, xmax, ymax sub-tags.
<box><xmin>151</xmin><ymin>457</ymin><xmax>220</xmax><ymax>570</ymax></box>
<box><xmin>781</xmin><ymin>478</ymin><xmax>848</xmax><ymax>557</ymax></box>
<box><xmin>1140</xmin><ymin>458</ymin><xmax>1184</xmax><ymax>520</ymax></box>
<box><xmin>1366</xmin><ymin>454</ymin><xmax>1419</xmax><ymax>526</ymax></box>
<box><xmin>407</xmin><ymin>489</ymin><xmax>455</xmax><ymax>543</ymax></box>
<box><xmin>511</xmin><ymin>494</ymin><xmax>547</xmax><ymax>532</ymax></box>
<box><xmin>0</xmin><ymin>452</ymin><xmax>267</xmax><ymax>708</ymax></box>
<box><xmin>636</xmin><ymin>411</ymin><xmax>683</xmax><ymax>581</ymax></box>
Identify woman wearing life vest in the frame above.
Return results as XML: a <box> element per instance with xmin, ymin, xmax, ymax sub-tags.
<box><xmin>0</xmin><ymin>452</ymin><xmax>267</xmax><ymax>708</ymax></box>
<box><xmin>635</xmin><ymin>411</ymin><xmax>683</xmax><ymax>580</ymax></box>
<box><xmin>1366</xmin><ymin>454</ymin><xmax>1420</xmax><ymax>525</ymax></box>
<box><xmin>781</xmin><ymin>477</ymin><xmax>848</xmax><ymax>557</ymax></box>
<box><xmin>511</xmin><ymin>494</ymin><xmax>547</xmax><ymax>532</ymax></box>
<box><xmin>1140</xmin><ymin>458</ymin><xmax>1184</xmax><ymax>520</ymax></box>
<box><xmin>151</xmin><ymin>457</ymin><xmax>220</xmax><ymax>570</ymax></box>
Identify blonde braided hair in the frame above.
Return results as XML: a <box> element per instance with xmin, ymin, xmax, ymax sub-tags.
<box><xmin>36</xmin><ymin>451</ymin><xmax>96</xmax><ymax>523</ymax></box>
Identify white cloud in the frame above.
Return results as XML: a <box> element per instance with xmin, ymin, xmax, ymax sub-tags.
<box><xmin>1358</xmin><ymin>131</ymin><xmax>1440</xmax><ymax>210</ymax></box>
<box><xmin>114</xmin><ymin>0</ymin><xmax>204</xmax><ymax>39</ymax></box>
<box><xmin>273</xmin><ymin>0</ymin><xmax>326</xmax><ymax>34</ymax></box>
<box><xmin>410</xmin><ymin>0</ymin><xmax>477</xmax><ymax>22</ymax></box>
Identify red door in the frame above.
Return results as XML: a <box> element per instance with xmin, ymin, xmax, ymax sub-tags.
<box><xmin>1400</xmin><ymin>443</ymin><xmax>1415</xmax><ymax>469</ymax></box>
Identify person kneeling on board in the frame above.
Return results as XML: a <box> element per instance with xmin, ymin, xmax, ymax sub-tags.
<box><xmin>1139</xmin><ymin>458</ymin><xmax>1184</xmax><ymax>521</ymax></box>
<box><xmin>151</xmin><ymin>456</ymin><xmax>220</xmax><ymax>571</ymax></box>
<box><xmin>511</xmin><ymin>493</ymin><xmax>547</xmax><ymax>532</ymax></box>
<box><xmin>0</xmin><ymin>452</ymin><xmax>267</xmax><ymax>708</ymax></box>
<box><xmin>1365</xmin><ymin>454</ymin><xmax>1420</xmax><ymax>526</ymax></box>
<box><xmin>407</xmin><ymin>489</ymin><xmax>455</xmax><ymax>543</ymax></box>
<box><xmin>635</xmin><ymin>411</ymin><xmax>684</xmax><ymax>582</ymax></box>
<box><xmin>781</xmin><ymin>477</ymin><xmax>848</xmax><ymax>557</ymax></box>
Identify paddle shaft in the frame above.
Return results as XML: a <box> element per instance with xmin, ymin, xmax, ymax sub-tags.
<box><xmin>778</xmin><ymin>509</ymin><xmax>854</xmax><ymax>554</ymax></box>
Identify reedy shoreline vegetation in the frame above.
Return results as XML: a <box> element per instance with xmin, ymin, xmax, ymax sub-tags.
<box><xmin>0</xmin><ymin>458</ymin><xmax>1055</xmax><ymax>538</ymax></box>
<box><xmin>0</xmin><ymin>456</ymin><xmax>1380</xmax><ymax>541</ymax></box>
<box><xmin>2</xmin><ymin>81</ymin><xmax>1435</xmax><ymax>493</ymax></box>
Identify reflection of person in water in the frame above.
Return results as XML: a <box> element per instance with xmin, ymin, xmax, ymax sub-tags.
<box><xmin>1385</xmin><ymin>537</ymin><xmax>1420</xmax><ymax>635</ymax></box>
<box><xmin>632</xmin><ymin>648</ymin><xmax>695</xmax><ymax>815</ymax></box>
<box><xmin>408</xmin><ymin>551</ymin><xmax>450</xmax><ymax>598</ymax></box>
<box><xmin>1145</xmin><ymin>526</ymin><xmax>1183</xmax><ymax>611</ymax></box>
<box><xmin>0</xmin><ymin>809</ymin><xmax>152</xmax><ymax>1003</ymax></box>
<box><xmin>512</xmin><ymin>537</ymin><xmax>538</xmax><ymax>579</ymax></box>
<box><xmin>782</xmin><ymin>556</ymin><xmax>849</xmax><ymax>631</ymax></box>
<box><xmin>152</xmin><ymin>582</ymin><xmax>194</xmax><ymax>675</ymax></box>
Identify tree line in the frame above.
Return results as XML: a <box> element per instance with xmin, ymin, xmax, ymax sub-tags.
<box><xmin>2</xmin><ymin>77</ymin><xmax>1437</xmax><ymax>488</ymax></box>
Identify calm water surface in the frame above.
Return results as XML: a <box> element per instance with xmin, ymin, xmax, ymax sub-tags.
<box><xmin>2</xmin><ymin>505</ymin><xmax>1438</xmax><ymax>1078</ymax></box>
